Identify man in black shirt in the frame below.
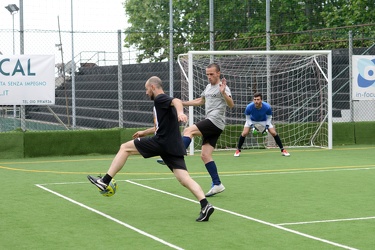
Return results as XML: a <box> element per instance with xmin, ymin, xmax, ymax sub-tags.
<box><xmin>88</xmin><ymin>76</ymin><xmax>214</xmax><ymax>222</ymax></box>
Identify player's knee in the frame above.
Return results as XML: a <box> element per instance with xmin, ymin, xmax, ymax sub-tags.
<box><xmin>182</xmin><ymin>127</ymin><xmax>192</xmax><ymax>137</ymax></box>
<box><xmin>175</xmin><ymin>176</ymin><xmax>184</xmax><ymax>186</ymax></box>
<box><xmin>183</xmin><ymin>125</ymin><xmax>199</xmax><ymax>137</ymax></box>
<box><xmin>119</xmin><ymin>141</ymin><xmax>134</xmax><ymax>152</ymax></box>
<box><xmin>242</xmin><ymin>128</ymin><xmax>250</xmax><ymax>137</ymax></box>
<box><xmin>174</xmin><ymin>172</ymin><xmax>189</xmax><ymax>187</ymax></box>
<box><xmin>200</xmin><ymin>153</ymin><xmax>211</xmax><ymax>162</ymax></box>
<box><xmin>268</xmin><ymin>128</ymin><xmax>277</xmax><ymax>136</ymax></box>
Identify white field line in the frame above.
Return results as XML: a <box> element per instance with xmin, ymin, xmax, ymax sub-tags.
<box><xmin>126</xmin><ymin>180</ymin><xmax>357</xmax><ymax>250</ymax></box>
<box><xmin>35</xmin><ymin>166</ymin><xmax>374</xmax><ymax>249</ymax></box>
<box><xmin>278</xmin><ymin>216</ymin><xmax>375</xmax><ymax>226</ymax></box>
<box><xmin>130</xmin><ymin>167</ymin><xmax>373</xmax><ymax>181</ymax></box>
<box><xmin>35</xmin><ymin>184</ymin><xmax>184</xmax><ymax>250</ymax></box>
<box><xmin>218</xmin><ymin>167</ymin><xmax>372</xmax><ymax>178</ymax></box>
<box><xmin>36</xmin><ymin>166</ymin><xmax>374</xmax><ymax>185</ymax></box>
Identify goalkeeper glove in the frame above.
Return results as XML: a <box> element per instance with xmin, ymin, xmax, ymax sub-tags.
<box><xmin>261</xmin><ymin>125</ymin><xmax>269</xmax><ymax>136</ymax></box>
<box><xmin>250</xmin><ymin>125</ymin><xmax>259</xmax><ymax>135</ymax></box>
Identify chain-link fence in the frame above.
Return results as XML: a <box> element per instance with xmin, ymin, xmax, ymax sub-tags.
<box><xmin>0</xmin><ymin>6</ymin><xmax>374</xmax><ymax>132</ymax></box>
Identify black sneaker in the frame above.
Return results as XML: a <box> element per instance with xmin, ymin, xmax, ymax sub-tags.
<box><xmin>87</xmin><ymin>175</ymin><xmax>108</xmax><ymax>191</ymax></box>
<box><xmin>196</xmin><ymin>203</ymin><xmax>214</xmax><ymax>222</ymax></box>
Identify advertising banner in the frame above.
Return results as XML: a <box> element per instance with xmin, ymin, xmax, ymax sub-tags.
<box><xmin>352</xmin><ymin>55</ymin><xmax>375</xmax><ymax>100</ymax></box>
<box><xmin>0</xmin><ymin>55</ymin><xmax>55</xmax><ymax>105</ymax></box>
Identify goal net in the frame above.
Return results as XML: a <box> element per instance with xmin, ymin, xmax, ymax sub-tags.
<box><xmin>177</xmin><ymin>50</ymin><xmax>332</xmax><ymax>154</ymax></box>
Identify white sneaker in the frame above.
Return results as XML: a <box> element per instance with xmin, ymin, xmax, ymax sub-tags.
<box><xmin>205</xmin><ymin>183</ymin><xmax>225</xmax><ymax>197</ymax></box>
<box><xmin>234</xmin><ymin>149</ymin><xmax>241</xmax><ymax>157</ymax></box>
<box><xmin>281</xmin><ymin>149</ymin><xmax>290</xmax><ymax>157</ymax></box>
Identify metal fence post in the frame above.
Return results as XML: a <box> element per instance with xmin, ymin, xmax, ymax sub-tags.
<box><xmin>118</xmin><ymin>29</ymin><xmax>123</xmax><ymax>128</ymax></box>
<box><xmin>348</xmin><ymin>30</ymin><xmax>353</xmax><ymax>122</ymax></box>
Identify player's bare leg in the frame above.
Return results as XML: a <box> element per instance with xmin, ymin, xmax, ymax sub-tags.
<box><xmin>183</xmin><ymin>124</ymin><xmax>202</xmax><ymax>138</ymax></box>
<box><xmin>173</xmin><ymin>168</ymin><xmax>214</xmax><ymax>222</ymax></box>
<box><xmin>87</xmin><ymin>140</ymin><xmax>140</xmax><ymax>191</ymax></box>
<box><xmin>267</xmin><ymin>127</ymin><xmax>277</xmax><ymax>136</ymax></box>
<box><xmin>173</xmin><ymin>168</ymin><xmax>205</xmax><ymax>200</ymax></box>
<box><xmin>107</xmin><ymin>140</ymin><xmax>139</xmax><ymax>177</ymax></box>
<box><xmin>242</xmin><ymin>127</ymin><xmax>251</xmax><ymax>137</ymax></box>
<box><xmin>201</xmin><ymin>143</ymin><xmax>214</xmax><ymax>164</ymax></box>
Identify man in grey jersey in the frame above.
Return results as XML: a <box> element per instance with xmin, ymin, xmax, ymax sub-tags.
<box><xmin>157</xmin><ymin>63</ymin><xmax>234</xmax><ymax>197</ymax></box>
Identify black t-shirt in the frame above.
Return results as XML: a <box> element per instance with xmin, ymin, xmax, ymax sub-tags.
<box><xmin>153</xmin><ymin>94</ymin><xmax>186</xmax><ymax>156</ymax></box>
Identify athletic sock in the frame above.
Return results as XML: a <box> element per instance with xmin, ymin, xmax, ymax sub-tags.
<box><xmin>237</xmin><ymin>135</ymin><xmax>246</xmax><ymax>149</ymax></box>
<box><xmin>182</xmin><ymin>136</ymin><xmax>192</xmax><ymax>149</ymax></box>
<box><xmin>273</xmin><ymin>134</ymin><xmax>284</xmax><ymax>151</ymax></box>
<box><xmin>102</xmin><ymin>174</ymin><xmax>113</xmax><ymax>185</ymax></box>
<box><xmin>199</xmin><ymin>198</ymin><xmax>208</xmax><ymax>209</ymax></box>
<box><xmin>205</xmin><ymin>161</ymin><xmax>221</xmax><ymax>185</ymax></box>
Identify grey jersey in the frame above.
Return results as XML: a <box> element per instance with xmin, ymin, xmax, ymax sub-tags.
<box><xmin>201</xmin><ymin>82</ymin><xmax>232</xmax><ymax>130</ymax></box>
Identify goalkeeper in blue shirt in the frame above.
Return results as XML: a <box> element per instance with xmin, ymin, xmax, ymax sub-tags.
<box><xmin>234</xmin><ymin>92</ymin><xmax>290</xmax><ymax>157</ymax></box>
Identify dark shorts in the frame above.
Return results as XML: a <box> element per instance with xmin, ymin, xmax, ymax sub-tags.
<box><xmin>195</xmin><ymin>119</ymin><xmax>223</xmax><ymax>148</ymax></box>
<box><xmin>134</xmin><ymin>137</ymin><xmax>187</xmax><ymax>172</ymax></box>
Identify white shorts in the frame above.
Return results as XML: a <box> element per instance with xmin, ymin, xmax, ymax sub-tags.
<box><xmin>244</xmin><ymin>120</ymin><xmax>274</xmax><ymax>130</ymax></box>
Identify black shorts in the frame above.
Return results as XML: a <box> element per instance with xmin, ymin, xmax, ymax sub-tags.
<box><xmin>195</xmin><ymin>119</ymin><xmax>223</xmax><ymax>148</ymax></box>
<box><xmin>134</xmin><ymin>137</ymin><xmax>187</xmax><ymax>172</ymax></box>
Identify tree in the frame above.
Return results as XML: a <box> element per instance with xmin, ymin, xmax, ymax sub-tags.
<box><xmin>320</xmin><ymin>0</ymin><xmax>375</xmax><ymax>27</ymax></box>
<box><xmin>123</xmin><ymin>0</ymin><xmax>375</xmax><ymax>62</ymax></box>
<box><xmin>123</xmin><ymin>0</ymin><xmax>170</xmax><ymax>62</ymax></box>
<box><xmin>123</xmin><ymin>0</ymin><xmax>250</xmax><ymax>62</ymax></box>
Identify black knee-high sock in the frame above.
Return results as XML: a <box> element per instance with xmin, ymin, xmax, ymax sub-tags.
<box><xmin>273</xmin><ymin>134</ymin><xmax>284</xmax><ymax>151</ymax></box>
<box><xmin>237</xmin><ymin>135</ymin><xmax>246</xmax><ymax>150</ymax></box>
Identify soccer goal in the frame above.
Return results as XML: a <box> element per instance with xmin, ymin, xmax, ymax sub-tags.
<box><xmin>177</xmin><ymin>50</ymin><xmax>332</xmax><ymax>155</ymax></box>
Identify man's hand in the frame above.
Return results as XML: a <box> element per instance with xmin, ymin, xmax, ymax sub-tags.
<box><xmin>219</xmin><ymin>77</ymin><xmax>234</xmax><ymax>108</ymax></box>
<box><xmin>132</xmin><ymin>127</ymin><xmax>155</xmax><ymax>139</ymax></box>
<box><xmin>133</xmin><ymin>131</ymin><xmax>145</xmax><ymax>139</ymax></box>
<box><xmin>177</xmin><ymin>113</ymin><xmax>188</xmax><ymax>123</ymax></box>
<box><xmin>220</xmin><ymin>77</ymin><xmax>227</xmax><ymax>94</ymax></box>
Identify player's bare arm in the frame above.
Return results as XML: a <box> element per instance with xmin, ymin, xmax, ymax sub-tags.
<box><xmin>182</xmin><ymin>97</ymin><xmax>205</xmax><ymax>107</ymax></box>
<box><xmin>171</xmin><ymin>98</ymin><xmax>188</xmax><ymax>123</ymax></box>
<box><xmin>132</xmin><ymin>127</ymin><xmax>155</xmax><ymax>138</ymax></box>
<box><xmin>220</xmin><ymin>78</ymin><xmax>235</xmax><ymax>108</ymax></box>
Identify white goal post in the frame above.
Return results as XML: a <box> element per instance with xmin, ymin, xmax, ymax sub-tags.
<box><xmin>178</xmin><ymin>50</ymin><xmax>332</xmax><ymax>155</ymax></box>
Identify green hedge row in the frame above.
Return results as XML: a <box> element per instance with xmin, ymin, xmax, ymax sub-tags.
<box><xmin>0</xmin><ymin>128</ymin><xmax>140</xmax><ymax>159</ymax></box>
<box><xmin>328</xmin><ymin>121</ymin><xmax>374</xmax><ymax>145</ymax></box>
<box><xmin>0</xmin><ymin>122</ymin><xmax>373</xmax><ymax>159</ymax></box>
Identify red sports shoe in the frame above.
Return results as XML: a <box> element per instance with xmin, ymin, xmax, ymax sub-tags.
<box><xmin>234</xmin><ymin>149</ymin><xmax>241</xmax><ymax>157</ymax></box>
<box><xmin>281</xmin><ymin>149</ymin><xmax>290</xmax><ymax>157</ymax></box>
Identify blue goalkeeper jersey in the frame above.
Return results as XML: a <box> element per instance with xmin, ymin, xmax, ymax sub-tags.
<box><xmin>244</xmin><ymin>101</ymin><xmax>272</xmax><ymax>122</ymax></box>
